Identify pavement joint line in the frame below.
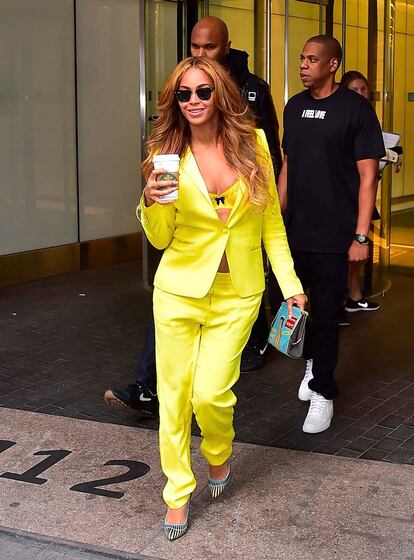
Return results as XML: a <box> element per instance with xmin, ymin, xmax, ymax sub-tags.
<box><xmin>0</xmin><ymin>525</ymin><xmax>164</xmax><ymax>560</ymax></box>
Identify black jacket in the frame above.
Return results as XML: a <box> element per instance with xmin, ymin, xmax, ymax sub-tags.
<box><xmin>227</xmin><ymin>48</ymin><xmax>283</xmax><ymax>179</ymax></box>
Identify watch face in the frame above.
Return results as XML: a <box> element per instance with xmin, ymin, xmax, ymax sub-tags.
<box><xmin>356</xmin><ymin>234</ymin><xmax>368</xmax><ymax>243</ymax></box>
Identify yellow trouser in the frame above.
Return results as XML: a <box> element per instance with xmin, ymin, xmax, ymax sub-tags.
<box><xmin>153</xmin><ymin>273</ymin><xmax>262</xmax><ymax>509</ymax></box>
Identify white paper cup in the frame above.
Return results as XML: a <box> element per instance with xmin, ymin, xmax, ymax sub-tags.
<box><xmin>153</xmin><ymin>154</ymin><xmax>180</xmax><ymax>201</ymax></box>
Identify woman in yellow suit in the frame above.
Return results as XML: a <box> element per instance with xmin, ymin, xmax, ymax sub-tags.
<box><xmin>138</xmin><ymin>56</ymin><xmax>306</xmax><ymax>540</ymax></box>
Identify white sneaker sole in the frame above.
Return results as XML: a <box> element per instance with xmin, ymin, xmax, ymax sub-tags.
<box><xmin>344</xmin><ymin>306</ymin><xmax>379</xmax><ymax>313</ymax></box>
<box><xmin>303</xmin><ymin>418</ymin><xmax>332</xmax><ymax>434</ymax></box>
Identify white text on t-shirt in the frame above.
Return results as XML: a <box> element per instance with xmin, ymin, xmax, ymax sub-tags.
<box><xmin>301</xmin><ymin>109</ymin><xmax>326</xmax><ymax>119</ymax></box>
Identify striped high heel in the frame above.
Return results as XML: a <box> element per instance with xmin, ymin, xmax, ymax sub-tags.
<box><xmin>208</xmin><ymin>462</ymin><xmax>231</xmax><ymax>498</ymax></box>
<box><xmin>163</xmin><ymin>499</ymin><xmax>190</xmax><ymax>541</ymax></box>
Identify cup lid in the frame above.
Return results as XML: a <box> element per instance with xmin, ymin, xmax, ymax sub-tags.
<box><xmin>152</xmin><ymin>154</ymin><xmax>180</xmax><ymax>162</ymax></box>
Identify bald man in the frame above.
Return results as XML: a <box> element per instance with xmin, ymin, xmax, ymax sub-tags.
<box><xmin>191</xmin><ymin>17</ymin><xmax>282</xmax><ymax>180</ymax></box>
<box><xmin>278</xmin><ymin>35</ymin><xmax>385</xmax><ymax>433</ymax></box>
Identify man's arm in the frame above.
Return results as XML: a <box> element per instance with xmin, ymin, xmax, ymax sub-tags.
<box><xmin>256</xmin><ymin>83</ymin><xmax>283</xmax><ymax>180</ymax></box>
<box><xmin>277</xmin><ymin>155</ymin><xmax>288</xmax><ymax>213</ymax></box>
<box><xmin>348</xmin><ymin>158</ymin><xmax>379</xmax><ymax>262</ymax></box>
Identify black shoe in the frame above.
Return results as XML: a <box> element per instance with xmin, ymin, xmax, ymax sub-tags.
<box><xmin>104</xmin><ymin>383</ymin><xmax>158</xmax><ymax>417</ymax></box>
<box><xmin>240</xmin><ymin>342</ymin><xmax>268</xmax><ymax>373</ymax></box>
<box><xmin>338</xmin><ymin>308</ymin><xmax>350</xmax><ymax>327</ymax></box>
<box><xmin>344</xmin><ymin>298</ymin><xmax>380</xmax><ymax>313</ymax></box>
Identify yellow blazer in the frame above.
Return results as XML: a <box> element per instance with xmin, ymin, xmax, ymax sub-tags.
<box><xmin>137</xmin><ymin>129</ymin><xmax>302</xmax><ymax>300</ymax></box>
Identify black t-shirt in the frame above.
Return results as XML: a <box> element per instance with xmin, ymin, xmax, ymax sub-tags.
<box><xmin>282</xmin><ymin>86</ymin><xmax>385</xmax><ymax>253</ymax></box>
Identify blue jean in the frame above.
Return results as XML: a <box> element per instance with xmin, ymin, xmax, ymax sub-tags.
<box><xmin>134</xmin><ymin>316</ymin><xmax>157</xmax><ymax>393</ymax></box>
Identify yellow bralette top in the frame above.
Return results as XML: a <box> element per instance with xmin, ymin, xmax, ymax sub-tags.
<box><xmin>208</xmin><ymin>181</ymin><xmax>240</xmax><ymax>210</ymax></box>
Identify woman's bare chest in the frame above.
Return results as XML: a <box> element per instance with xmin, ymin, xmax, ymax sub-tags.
<box><xmin>193</xmin><ymin>150</ymin><xmax>237</xmax><ymax>195</ymax></box>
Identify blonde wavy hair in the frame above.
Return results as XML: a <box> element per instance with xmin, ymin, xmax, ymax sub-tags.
<box><xmin>142</xmin><ymin>56</ymin><xmax>270</xmax><ymax>210</ymax></box>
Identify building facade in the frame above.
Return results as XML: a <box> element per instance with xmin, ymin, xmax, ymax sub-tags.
<box><xmin>1</xmin><ymin>0</ymin><xmax>413</xmax><ymax>290</ymax></box>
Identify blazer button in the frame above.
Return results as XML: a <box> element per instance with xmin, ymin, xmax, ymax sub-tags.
<box><xmin>222</xmin><ymin>227</ymin><xmax>229</xmax><ymax>234</ymax></box>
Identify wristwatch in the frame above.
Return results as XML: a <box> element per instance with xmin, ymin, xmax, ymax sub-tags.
<box><xmin>354</xmin><ymin>233</ymin><xmax>369</xmax><ymax>245</ymax></box>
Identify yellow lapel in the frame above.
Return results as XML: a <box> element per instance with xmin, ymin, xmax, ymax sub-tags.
<box><xmin>227</xmin><ymin>179</ymin><xmax>248</xmax><ymax>225</ymax></box>
<box><xmin>181</xmin><ymin>148</ymin><xmax>211</xmax><ymax>203</ymax></box>
<box><xmin>180</xmin><ymin>147</ymin><xmax>249</xmax><ymax>223</ymax></box>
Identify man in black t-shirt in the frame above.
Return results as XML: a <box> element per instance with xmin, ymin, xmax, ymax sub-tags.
<box><xmin>278</xmin><ymin>35</ymin><xmax>385</xmax><ymax>434</ymax></box>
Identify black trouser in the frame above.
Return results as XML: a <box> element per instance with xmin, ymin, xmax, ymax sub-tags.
<box><xmin>246</xmin><ymin>268</ymin><xmax>284</xmax><ymax>347</ymax></box>
<box><xmin>134</xmin><ymin>316</ymin><xmax>157</xmax><ymax>393</ymax></box>
<box><xmin>292</xmin><ymin>251</ymin><xmax>348</xmax><ymax>400</ymax></box>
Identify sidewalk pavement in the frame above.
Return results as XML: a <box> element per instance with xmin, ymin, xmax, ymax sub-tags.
<box><xmin>0</xmin><ymin>407</ymin><xmax>413</xmax><ymax>560</ymax></box>
<box><xmin>0</xmin><ymin>528</ymin><xmax>153</xmax><ymax>560</ymax></box>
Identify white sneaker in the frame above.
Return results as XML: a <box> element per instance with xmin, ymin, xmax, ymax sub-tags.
<box><xmin>303</xmin><ymin>391</ymin><xmax>334</xmax><ymax>434</ymax></box>
<box><xmin>298</xmin><ymin>359</ymin><xmax>314</xmax><ymax>401</ymax></box>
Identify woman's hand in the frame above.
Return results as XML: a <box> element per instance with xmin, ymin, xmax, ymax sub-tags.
<box><xmin>394</xmin><ymin>156</ymin><xmax>402</xmax><ymax>174</ymax></box>
<box><xmin>143</xmin><ymin>168</ymin><xmax>178</xmax><ymax>207</ymax></box>
<box><xmin>286</xmin><ymin>293</ymin><xmax>307</xmax><ymax>317</ymax></box>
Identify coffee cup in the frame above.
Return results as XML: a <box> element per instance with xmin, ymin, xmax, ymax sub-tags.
<box><xmin>152</xmin><ymin>154</ymin><xmax>180</xmax><ymax>201</ymax></box>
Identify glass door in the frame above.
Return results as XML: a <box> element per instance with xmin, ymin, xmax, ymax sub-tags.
<box><xmin>145</xmin><ymin>1</ymin><xmax>180</xmax><ymax>137</ymax></box>
<box><xmin>142</xmin><ymin>0</ymin><xmax>205</xmax><ymax>289</ymax></box>
<box><xmin>142</xmin><ymin>0</ymin><xmax>182</xmax><ymax>290</ymax></box>
<box><xmin>389</xmin><ymin>0</ymin><xmax>414</xmax><ymax>276</ymax></box>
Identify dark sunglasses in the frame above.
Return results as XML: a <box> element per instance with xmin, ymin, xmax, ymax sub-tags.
<box><xmin>174</xmin><ymin>86</ymin><xmax>214</xmax><ymax>103</ymax></box>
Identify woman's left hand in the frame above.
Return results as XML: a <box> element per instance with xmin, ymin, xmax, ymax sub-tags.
<box><xmin>286</xmin><ymin>293</ymin><xmax>307</xmax><ymax>317</ymax></box>
<box><xmin>395</xmin><ymin>156</ymin><xmax>402</xmax><ymax>174</ymax></box>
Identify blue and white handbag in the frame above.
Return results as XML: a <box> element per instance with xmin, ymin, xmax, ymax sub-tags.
<box><xmin>268</xmin><ymin>302</ymin><xmax>308</xmax><ymax>359</ymax></box>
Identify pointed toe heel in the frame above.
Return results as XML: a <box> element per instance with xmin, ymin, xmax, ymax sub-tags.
<box><xmin>208</xmin><ymin>463</ymin><xmax>231</xmax><ymax>498</ymax></box>
<box><xmin>163</xmin><ymin>500</ymin><xmax>190</xmax><ymax>541</ymax></box>
<box><xmin>163</xmin><ymin>520</ymin><xmax>189</xmax><ymax>541</ymax></box>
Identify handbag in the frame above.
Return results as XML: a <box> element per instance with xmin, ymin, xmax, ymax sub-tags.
<box><xmin>268</xmin><ymin>302</ymin><xmax>308</xmax><ymax>359</ymax></box>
